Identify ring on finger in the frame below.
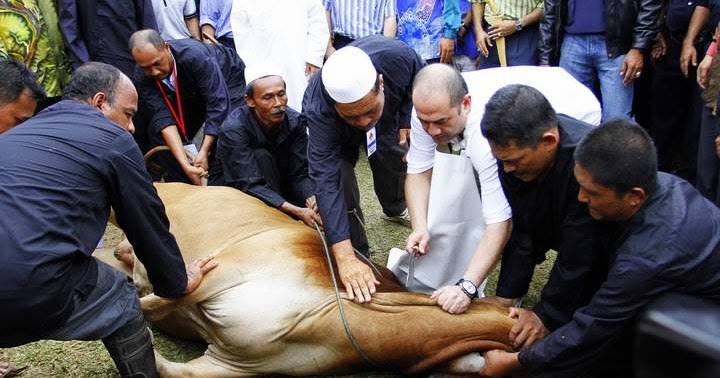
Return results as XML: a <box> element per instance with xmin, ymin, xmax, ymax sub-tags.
<box><xmin>634</xmin><ymin>72</ymin><xmax>642</xmax><ymax>77</ymax></box>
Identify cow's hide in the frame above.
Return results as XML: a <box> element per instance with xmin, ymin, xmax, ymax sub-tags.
<box><xmin>102</xmin><ymin>183</ymin><xmax>514</xmax><ymax>377</ymax></box>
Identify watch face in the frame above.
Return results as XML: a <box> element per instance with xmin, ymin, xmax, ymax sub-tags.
<box><xmin>461</xmin><ymin>280</ymin><xmax>477</xmax><ymax>294</ymax></box>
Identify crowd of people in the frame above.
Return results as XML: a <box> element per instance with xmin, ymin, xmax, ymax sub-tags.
<box><xmin>2</xmin><ymin>1</ymin><xmax>720</xmax><ymax>377</ymax></box>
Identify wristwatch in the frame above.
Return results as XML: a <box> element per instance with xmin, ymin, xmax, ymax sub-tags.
<box><xmin>515</xmin><ymin>19</ymin><xmax>524</xmax><ymax>32</ymax></box>
<box><xmin>456</xmin><ymin>278</ymin><xmax>478</xmax><ymax>299</ymax></box>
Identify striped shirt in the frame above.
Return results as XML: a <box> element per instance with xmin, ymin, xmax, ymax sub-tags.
<box><xmin>323</xmin><ymin>0</ymin><xmax>397</xmax><ymax>39</ymax></box>
<box><xmin>472</xmin><ymin>0</ymin><xmax>543</xmax><ymax>20</ymax></box>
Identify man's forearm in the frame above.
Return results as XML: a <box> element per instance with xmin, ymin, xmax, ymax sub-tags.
<box><xmin>405</xmin><ymin>170</ymin><xmax>432</xmax><ymax>229</ymax></box>
<box><xmin>161</xmin><ymin>125</ymin><xmax>191</xmax><ymax>168</ymax></box>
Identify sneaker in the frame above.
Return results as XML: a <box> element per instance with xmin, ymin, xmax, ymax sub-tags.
<box><xmin>383</xmin><ymin>208</ymin><xmax>411</xmax><ymax>227</ymax></box>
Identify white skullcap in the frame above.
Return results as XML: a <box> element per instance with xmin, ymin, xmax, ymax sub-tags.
<box><xmin>321</xmin><ymin>46</ymin><xmax>377</xmax><ymax>104</ymax></box>
<box><xmin>244</xmin><ymin>62</ymin><xmax>284</xmax><ymax>85</ymax></box>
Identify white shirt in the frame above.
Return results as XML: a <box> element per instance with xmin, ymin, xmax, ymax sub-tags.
<box><xmin>152</xmin><ymin>0</ymin><xmax>197</xmax><ymax>40</ymax></box>
<box><xmin>407</xmin><ymin>66</ymin><xmax>602</xmax><ymax>224</ymax></box>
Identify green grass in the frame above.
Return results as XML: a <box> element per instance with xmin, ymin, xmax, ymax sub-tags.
<box><xmin>0</xmin><ymin>152</ymin><xmax>553</xmax><ymax>377</ymax></box>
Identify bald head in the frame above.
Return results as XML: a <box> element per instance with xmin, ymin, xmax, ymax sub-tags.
<box><xmin>412</xmin><ymin>63</ymin><xmax>468</xmax><ymax>108</ymax></box>
<box><xmin>128</xmin><ymin>29</ymin><xmax>165</xmax><ymax>53</ymax></box>
<box><xmin>129</xmin><ymin>29</ymin><xmax>174</xmax><ymax>80</ymax></box>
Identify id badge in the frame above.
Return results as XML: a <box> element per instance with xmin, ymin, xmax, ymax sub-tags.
<box><xmin>366</xmin><ymin>127</ymin><xmax>377</xmax><ymax>157</ymax></box>
<box><xmin>183</xmin><ymin>143</ymin><xmax>199</xmax><ymax>157</ymax></box>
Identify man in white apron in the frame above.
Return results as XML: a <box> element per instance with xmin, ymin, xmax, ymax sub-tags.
<box><xmin>389</xmin><ymin>65</ymin><xmax>601</xmax><ymax>314</ymax></box>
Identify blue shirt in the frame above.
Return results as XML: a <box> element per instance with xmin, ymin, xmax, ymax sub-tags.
<box><xmin>324</xmin><ymin>0</ymin><xmax>397</xmax><ymax>39</ymax></box>
<box><xmin>302</xmin><ymin>35</ymin><xmax>424</xmax><ymax>245</ymax></box>
<box><xmin>397</xmin><ymin>0</ymin><xmax>461</xmax><ymax>60</ymax></box>
<box><xmin>0</xmin><ymin>101</ymin><xmax>187</xmax><ymax>347</ymax></box>
<box><xmin>200</xmin><ymin>0</ymin><xmax>233</xmax><ymax>38</ymax></box>
<box><xmin>520</xmin><ymin>173</ymin><xmax>720</xmax><ymax>374</ymax></box>
<box><xmin>564</xmin><ymin>0</ymin><xmax>606</xmax><ymax>35</ymax></box>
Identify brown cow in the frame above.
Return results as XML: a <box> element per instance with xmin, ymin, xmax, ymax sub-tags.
<box><xmin>106</xmin><ymin>183</ymin><xmax>513</xmax><ymax>377</ymax></box>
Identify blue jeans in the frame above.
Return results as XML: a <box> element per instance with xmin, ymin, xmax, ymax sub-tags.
<box><xmin>560</xmin><ymin>34</ymin><xmax>633</xmax><ymax>121</ymax></box>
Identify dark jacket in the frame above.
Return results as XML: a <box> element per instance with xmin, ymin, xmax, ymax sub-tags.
<box><xmin>519</xmin><ymin>173</ymin><xmax>720</xmax><ymax>375</ymax></box>
<box><xmin>133</xmin><ymin>38</ymin><xmax>245</xmax><ymax>145</ymax></box>
<box><xmin>214</xmin><ymin>105</ymin><xmax>314</xmax><ymax>208</ymax></box>
<box><xmin>496</xmin><ymin>115</ymin><xmax>611</xmax><ymax>331</ymax></box>
<box><xmin>538</xmin><ymin>0</ymin><xmax>662</xmax><ymax>66</ymax></box>
<box><xmin>0</xmin><ymin>101</ymin><xmax>187</xmax><ymax>347</ymax></box>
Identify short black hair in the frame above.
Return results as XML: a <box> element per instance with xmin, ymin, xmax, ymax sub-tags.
<box><xmin>575</xmin><ymin>119</ymin><xmax>658</xmax><ymax>196</ymax></box>
<box><xmin>481</xmin><ymin>84</ymin><xmax>558</xmax><ymax>148</ymax></box>
<box><xmin>62</xmin><ymin>62</ymin><xmax>122</xmax><ymax>105</ymax></box>
<box><xmin>0</xmin><ymin>59</ymin><xmax>46</xmax><ymax>105</ymax></box>
<box><xmin>412</xmin><ymin>63</ymin><xmax>468</xmax><ymax>108</ymax></box>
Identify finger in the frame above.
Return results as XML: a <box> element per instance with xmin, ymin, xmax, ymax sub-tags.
<box><xmin>357</xmin><ymin>281</ymin><xmax>372</xmax><ymax>303</ymax></box>
<box><xmin>512</xmin><ymin>326</ymin><xmax>530</xmax><ymax>349</ymax></box>
<box><xmin>344</xmin><ymin>281</ymin><xmax>356</xmax><ymax>301</ymax></box>
<box><xmin>508</xmin><ymin>307</ymin><xmax>521</xmax><ymax>319</ymax></box>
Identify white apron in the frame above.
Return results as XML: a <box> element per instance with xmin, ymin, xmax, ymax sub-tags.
<box><xmin>388</xmin><ymin>147</ymin><xmax>488</xmax><ymax>295</ymax></box>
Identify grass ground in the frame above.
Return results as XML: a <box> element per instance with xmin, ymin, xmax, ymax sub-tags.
<box><xmin>0</xmin><ymin>153</ymin><xmax>554</xmax><ymax>377</ymax></box>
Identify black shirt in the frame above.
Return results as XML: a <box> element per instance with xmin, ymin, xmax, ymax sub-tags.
<box><xmin>520</xmin><ymin>173</ymin><xmax>720</xmax><ymax>373</ymax></box>
<box><xmin>0</xmin><ymin>101</ymin><xmax>187</xmax><ymax>347</ymax></box>
<box><xmin>215</xmin><ymin>105</ymin><xmax>314</xmax><ymax>207</ymax></box>
<box><xmin>302</xmin><ymin>35</ymin><xmax>424</xmax><ymax>245</ymax></box>
<box><xmin>496</xmin><ymin>115</ymin><xmax>610</xmax><ymax>331</ymax></box>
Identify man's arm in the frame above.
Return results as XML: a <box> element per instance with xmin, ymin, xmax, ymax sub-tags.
<box><xmin>306</xmin><ymin>0</ymin><xmax>331</xmax><ymax>76</ymax></box>
<box><xmin>537</xmin><ymin>0</ymin><xmax>560</xmax><ymax>66</ymax></box>
<box><xmin>471</xmin><ymin>1</ymin><xmax>490</xmax><ymax>57</ymax></box>
<box><xmin>439</xmin><ymin>0</ymin><xmax>461</xmax><ymax>63</ymax></box>
<box><xmin>680</xmin><ymin>5</ymin><xmax>710</xmax><ymax>77</ymax></box>
<box><xmin>185</xmin><ymin>16</ymin><xmax>202</xmax><ymax>40</ymax></box>
<box><xmin>622</xmin><ymin>0</ymin><xmax>663</xmax><ymax>85</ymax></box>
<box><xmin>404</xmin><ymin>170</ymin><xmax>433</xmax><ymax>254</ymax></box>
<box><xmin>383</xmin><ymin>0</ymin><xmax>398</xmax><ymax>37</ymax></box>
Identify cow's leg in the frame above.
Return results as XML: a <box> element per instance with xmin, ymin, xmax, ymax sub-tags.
<box><xmin>433</xmin><ymin>352</ymin><xmax>486</xmax><ymax>375</ymax></box>
<box><xmin>155</xmin><ymin>352</ymin><xmax>249</xmax><ymax>378</ymax></box>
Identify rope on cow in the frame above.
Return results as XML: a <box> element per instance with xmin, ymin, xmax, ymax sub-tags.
<box><xmin>313</xmin><ymin>221</ymin><xmax>380</xmax><ymax>369</ymax></box>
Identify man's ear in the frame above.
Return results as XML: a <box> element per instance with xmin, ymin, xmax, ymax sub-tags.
<box><xmin>627</xmin><ymin>187</ymin><xmax>648</xmax><ymax>208</ymax></box>
<box><xmin>244</xmin><ymin>94</ymin><xmax>255</xmax><ymax>108</ymax></box>
<box><xmin>90</xmin><ymin>92</ymin><xmax>107</xmax><ymax>110</ymax></box>
<box><xmin>539</xmin><ymin>129</ymin><xmax>559</xmax><ymax>150</ymax></box>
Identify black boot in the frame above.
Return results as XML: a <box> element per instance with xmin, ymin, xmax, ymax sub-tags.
<box><xmin>102</xmin><ymin>310</ymin><xmax>160</xmax><ymax>378</ymax></box>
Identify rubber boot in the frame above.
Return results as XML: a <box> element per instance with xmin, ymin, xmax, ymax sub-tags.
<box><xmin>102</xmin><ymin>311</ymin><xmax>159</xmax><ymax>378</ymax></box>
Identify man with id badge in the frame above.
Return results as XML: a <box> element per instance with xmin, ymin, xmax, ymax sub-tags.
<box><xmin>302</xmin><ymin>36</ymin><xmax>424</xmax><ymax>304</ymax></box>
<box><xmin>129</xmin><ymin>29</ymin><xmax>245</xmax><ymax>185</ymax></box>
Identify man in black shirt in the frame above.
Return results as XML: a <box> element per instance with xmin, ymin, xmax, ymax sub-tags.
<box><xmin>0</xmin><ymin>62</ymin><xmax>216</xmax><ymax>378</ymax></box>
<box><xmin>215</xmin><ymin>67</ymin><xmax>321</xmax><ymax>227</ymax></box>
<box><xmin>480</xmin><ymin>84</ymin><xmax>609</xmax><ymax>348</ymax></box>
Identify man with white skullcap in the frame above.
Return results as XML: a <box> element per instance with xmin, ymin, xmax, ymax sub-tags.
<box><xmin>213</xmin><ymin>64</ymin><xmax>321</xmax><ymax>228</ymax></box>
<box><xmin>302</xmin><ymin>35</ymin><xmax>425</xmax><ymax>303</ymax></box>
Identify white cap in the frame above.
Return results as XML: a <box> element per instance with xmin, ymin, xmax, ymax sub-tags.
<box><xmin>321</xmin><ymin>46</ymin><xmax>377</xmax><ymax>104</ymax></box>
<box><xmin>244</xmin><ymin>62</ymin><xmax>284</xmax><ymax>85</ymax></box>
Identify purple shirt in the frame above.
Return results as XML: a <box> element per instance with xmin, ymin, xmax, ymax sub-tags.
<box><xmin>564</xmin><ymin>0</ymin><xmax>606</xmax><ymax>35</ymax></box>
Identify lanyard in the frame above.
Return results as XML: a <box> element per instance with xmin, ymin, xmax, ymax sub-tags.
<box><xmin>155</xmin><ymin>68</ymin><xmax>187</xmax><ymax>139</ymax></box>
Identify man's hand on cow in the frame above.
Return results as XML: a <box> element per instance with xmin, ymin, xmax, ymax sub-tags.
<box><xmin>508</xmin><ymin>307</ymin><xmax>549</xmax><ymax>349</ymax></box>
<box><xmin>480</xmin><ymin>350</ymin><xmax>521</xmax><ymax>377</ymax></box>
<box><xmin>405</xmin><ymin>228</ymin><xmax>430</xmax><ymax>255</ymax></box>
<box><xmin>296</xmin><ymin>207</ymin><xmax>323</xmax><ymax>229</ymax></box>
<box><xmin>333</xmin><ymin>243</ymin><xmax>379</xmax><ymax>303</ymax></box>
<box><xmin>431</xmin><ymin>285</ymin><xmax>471</xmax><ymax>314</ymax></box>
<box><xmin>183</xmin><ymin>255</ymin><xmax>218</xmax><ymax>295</ymax></box>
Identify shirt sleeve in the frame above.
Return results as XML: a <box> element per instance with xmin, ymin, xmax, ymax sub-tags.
<box><xmin>287</xmin><ymin>116</ymin><xmax>315</xmax><ymax>203</ymax></box>
<box><xmin>520</xmin><ymin>253</ymin><xmax>670</xmax><ymax>373</ymax></box>
<box><xmin>216</xmin><ymin>118</ymin><xmax>287</xmax><ymax>208</ymax></box>
<box><xmin>306</xmin><ymin>0</ymin><xmax>331</xmax><ymax>68</ymax></box>
<box><xmin>199</xmin><ymin>0</ymin><xmax>218</xmax><ymax>27</ymax></box>
<box><xmin>106</xmin><ymin>134</ymin><xmax>187</xmax><ymax>298</ymax></box>
<box><xmin>384</xmin><ymin>0</ymin><xmax>397</xmax><ymax>18</ymax></box>
<box><xmin>307</xmin><ymin>110</ymin><xmax>351</xmax><ymax>245</ymax></box>
<box><xmin>58</xmin><ymin>0</ymin><xmax>90</xmax><ymax>69</ymax></box>
<box><xmin>532</xmin><ymin>193</ymin><xmax>603</xmax><ymax>331</ymax></box>
<box><xmin>466</xmin><ymin>126</ymin><xmax>511</xmax><ymax>224</ymax></box>
<box><xmin>406</xmin><ymin>108</ymin><xmax>437</xmax><ymax>174</ymax></box>
<box><xmin>184</xmin><ymin>0</ymin><xmax>198</xmax><ymax>18</ymax></box>
<box><xmin>442</xmin><ymin>0</ymin><xmax>461</xmax><ymax>38</ymax></box>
